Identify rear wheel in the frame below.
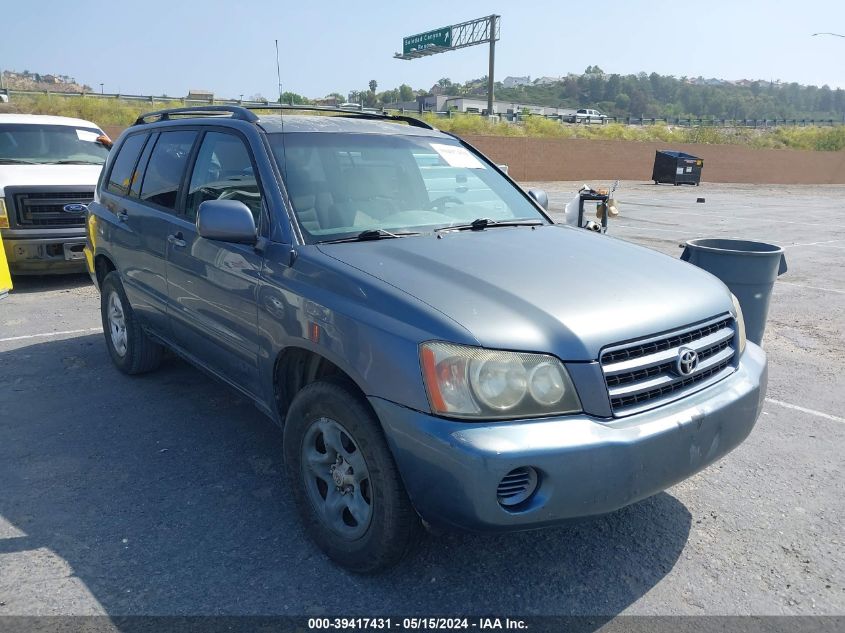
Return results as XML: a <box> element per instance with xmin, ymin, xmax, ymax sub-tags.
<box><xmin>100</xmin><ymin>271</ymin><xmax>163</xmax><ymax>374</ymax></box>
<box><xmin>284</xmin><ymin>379</ymin><xmax>420</xmax><ymax>573</ymax></box>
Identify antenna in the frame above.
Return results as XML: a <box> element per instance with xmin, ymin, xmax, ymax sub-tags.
<box><xmin>273</xmin><ymin>39</ymin><xmax>291</xmax><ymax>229</ymax></box>
<box><xmin>275</xmin><ymin>39</ymin><xmax>283</xmax><ymax>121</ymax></box>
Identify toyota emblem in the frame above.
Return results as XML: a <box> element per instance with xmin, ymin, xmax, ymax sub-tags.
<box><xmin>676</xmin><ymin>347</ymin><xmax>699</xmax><ymax>376</ymax></box>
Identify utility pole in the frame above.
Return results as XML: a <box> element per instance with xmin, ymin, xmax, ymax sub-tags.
<box><xmin>487</xmin><ymin>14</ymin><xmax>496</xmax><ymax>117</ymax></box>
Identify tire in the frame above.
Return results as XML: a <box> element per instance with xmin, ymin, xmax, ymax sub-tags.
<box><xmin>100</xmin><ymin>271</ymin><xmax>163</xmax><ymax>375</ymax></box>
<box><xmin>284</xmin><ymin>379</ymin><xmax>420</xmax><ymax>573</ymax></box>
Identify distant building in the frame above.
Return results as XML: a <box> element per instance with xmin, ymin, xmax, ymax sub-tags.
<box><xmin>533</xmin><ymin>76</ymin><xmax>562</xmax><ymax>86</ymax></box>
<box><xmin>187</xmin><ymin>89</ymin><xmax>214</xmax><ymax>103</ymax></box>
<box><xmin>314</xmin><ymin>96</ymin><xmax>341</xmax><ymax>107</ymax></box>
<box><xmin>503</xmin><ymin>76</ymin><xmax>531</xmax><ymax>88</ymax></box>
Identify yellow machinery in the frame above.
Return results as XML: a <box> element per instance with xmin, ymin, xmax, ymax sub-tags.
<box><xmin>0</xmin><ymin>231</ymin><xmax>12</xmax><ymax>299</ymax></box>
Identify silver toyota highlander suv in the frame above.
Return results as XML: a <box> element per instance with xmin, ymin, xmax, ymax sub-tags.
<box><xmin>85</xmin><ymin>105</ymin><xmax>767</xmax><ymax>573</ymax></box>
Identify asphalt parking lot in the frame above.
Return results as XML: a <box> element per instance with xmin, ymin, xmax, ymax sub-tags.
<box><xmin>0</xmin><ymin>181</ymin><xmax>843</xmax><ymax>619</ymax></box>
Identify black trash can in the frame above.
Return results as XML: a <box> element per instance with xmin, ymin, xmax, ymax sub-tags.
<box><xmin>652</xmin><ymin>150</ymin><xmax>703</xmax><ymax>186</ymax></box>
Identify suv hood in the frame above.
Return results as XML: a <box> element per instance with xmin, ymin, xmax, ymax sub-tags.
<box><xmin>318</xmin><ymin>225</ymin><xmax>733</xmax><ymax>361</ymax></box>
<box><xmin>0</xmin><ymin>165</ymin><xmax>103</xmax><ymax>197</ymax></box>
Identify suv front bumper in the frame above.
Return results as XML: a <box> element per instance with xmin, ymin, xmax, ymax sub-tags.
<box><xmin>370</xmin><ymin>342</ymin><xmax>767</xmax><ymax>531</ymax></box>
<box><xmin>2</xmin><ymin>233</ymin><xmax>87</xmax><ymax>274</ymax></box>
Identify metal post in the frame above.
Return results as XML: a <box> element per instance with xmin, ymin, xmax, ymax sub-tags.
<box><xmin>487</xmin><ymin>14</ymin><xmax>496</xmax><ymax>117</ymax></box>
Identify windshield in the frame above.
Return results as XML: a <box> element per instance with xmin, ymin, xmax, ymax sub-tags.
<box><xmin>0</xmin><ymin>124</ymin><xmax>109</xmax><ymax>165</ymax></box>
<box><xmin>269</xmin><ymin>132</ymin><xmax>547</xmax><ymax>243</ymax></box>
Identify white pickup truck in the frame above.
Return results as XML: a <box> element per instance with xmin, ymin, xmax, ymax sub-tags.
<box><xmin>0</xmin><ymin>114</ymin><xmax>109</xmax><ymax>275</ymax></box>
<box><xmin>565</xmin><ymin>108</ymin><xmax>608</xmax><ymax>124</ymax></box>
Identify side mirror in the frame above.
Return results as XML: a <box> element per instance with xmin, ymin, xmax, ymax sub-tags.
<box><xmin>197</xmin><ymin>200</ymin><xmax>257</xmax><ymax>244</ymax></box>
<box><xmin>498</xmin><ymin>164</ymin><xmax>509</xmax><ymax>175</ymax></box>
<box><xmin>528</xmin><ymin>188</ymin><xmax>549</xmax><ymax>211</ymax></box>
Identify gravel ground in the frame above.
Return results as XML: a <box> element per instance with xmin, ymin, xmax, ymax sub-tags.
<box><xmin>0</xmin><ymin>181</ymin><xmax>843</xmax><ymax>619</ymax></box>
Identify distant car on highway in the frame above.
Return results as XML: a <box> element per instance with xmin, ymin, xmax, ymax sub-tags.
<box><xmin>566</xmin><ymin>108</ymin><xmax>608</xmax><ymax>124</ymax></box>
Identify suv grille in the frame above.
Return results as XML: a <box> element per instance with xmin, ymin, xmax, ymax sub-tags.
<box><xmin>600</xmin><ymin>315</ymin><xmax>737</xmax><ymax>416</ymax></box>
<box><xmin>12</xmin><ymin>190</ymin><xmax>93</xmax><ymax>228</ymax></box>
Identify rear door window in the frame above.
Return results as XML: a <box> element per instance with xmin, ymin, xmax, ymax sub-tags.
<box><xmin>140</xmin><ymin>130</ymin><xmax>197</xmax><ymax>211</ymax></box>
<box><xmin>129</xmin><ymin>133</ymin><xmax>157</xmax><ymax>198</ymax></box>
<box><xmin>106</xmin><ymin>134</ymin><xmax>147</xmax><ymax>196</ymax></box>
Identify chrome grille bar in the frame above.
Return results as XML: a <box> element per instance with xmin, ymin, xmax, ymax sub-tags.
<box><xmin>600</xmin><ymin>315</ymin><xmax>737</xmax><ymax>416</ymax></box>
<box><xmin>12</xmin><ymin>191</ymin><xmax>92</xmax><ymax>228</ymax></box>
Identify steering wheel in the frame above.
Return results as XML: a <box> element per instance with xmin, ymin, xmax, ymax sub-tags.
<box><xmin>427</xmin><ymin>195</ymin><xmax>464</xmax><ymax>211</ymax></box>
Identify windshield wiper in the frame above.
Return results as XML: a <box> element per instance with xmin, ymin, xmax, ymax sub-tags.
<box><xmin>318</xmin><ymin>228</ymin><xmax>423</xmax><ymax>244</ymax></box>
<box><xmin>48</xmin><ymin>160</ymin><xmax>104</xmax><ymax>165</ymax></box>
<box><xmin>0</xmin><ymin>158</ymin><xmax>40</xmax><ymax>165</ymax></box>
<box><xmin>434</xmin><ymin>217</ymin><xmax>544</xmax><ymax>233</ymax></box>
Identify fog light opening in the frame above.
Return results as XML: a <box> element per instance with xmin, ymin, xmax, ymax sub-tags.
<box><xmin>497</xmin><ymin>466</ymin><xmax>539</xmax><ymax>508</ymax></box>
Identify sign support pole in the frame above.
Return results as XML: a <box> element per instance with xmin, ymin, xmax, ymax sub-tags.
<box><xmin>487</xmin><ymin>14</ymin><xmax>496</xmax><ymax>117</ymax></box>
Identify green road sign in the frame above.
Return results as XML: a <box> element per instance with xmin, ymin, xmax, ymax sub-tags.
<box><xmin>403</xmin><ymin>26</ymin><xmax>452</xmax><ymax>55</ymax></box>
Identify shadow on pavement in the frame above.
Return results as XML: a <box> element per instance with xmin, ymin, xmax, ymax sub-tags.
<box><xmin>0</xmin><ymin>334</ymin><xmax>692</xmax><ymax>620</ymax></box>
<box><xmin>7</xmin><ymin>273</ymin><xmax>91</xmax><ymax>295</ymax></box>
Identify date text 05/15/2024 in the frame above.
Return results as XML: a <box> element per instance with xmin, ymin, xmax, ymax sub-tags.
<box><xmin>307</xmin><ymin>617</ymin><xmax>528</xmax><ymax>630</ymax></box>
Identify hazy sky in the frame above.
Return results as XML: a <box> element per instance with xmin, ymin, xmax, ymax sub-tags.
<box><xmin>2</xmin><ymin>0</ymin><xmax>843</xmax><ymax>98</ymax></box>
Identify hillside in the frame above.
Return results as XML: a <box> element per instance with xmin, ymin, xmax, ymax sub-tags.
<box><xmin>490</xmin><ymin>70</ymin><xmax>845</xmax><ymax>120</ymax></box>
<box><xmin>350</xmin><ymin>70</ymin><xmax>845</xmax><ymax>121</ymax></box>
<box><xmin>2</xmin><ymin>69</ymin><xmax>91</xmax><ymax>94</ymax></box>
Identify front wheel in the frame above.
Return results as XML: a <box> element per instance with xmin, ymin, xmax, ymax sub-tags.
<box><xmin>284</xmin><ymin>379</ymin><xmax>420</xmax><ymax>573</ymax></box>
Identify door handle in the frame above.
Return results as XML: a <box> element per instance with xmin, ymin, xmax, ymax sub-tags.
<box><xmin>168</xmin><ymin>232</ymin><xmax>186</xmax><ymax>248</ymax></box>
<box><xmin>117</xmin><ymin>209</ymin><xmax>129</xmax><ymax>222</ymax></box>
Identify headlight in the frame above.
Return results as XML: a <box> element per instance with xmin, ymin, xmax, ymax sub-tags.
<box><xmin>420</xmin><ymin>342</ymin><xmax>581</xmax><ymax>419</ymax></box>
<box><xmin>730</xmin><ymin>293</ymin><xmax>747</xmax><ymax>353</ymax></box>
<box><xmin>0</xmin><ymin>198</ymin><xmax>8</xmax><ymax>229</ymax></box>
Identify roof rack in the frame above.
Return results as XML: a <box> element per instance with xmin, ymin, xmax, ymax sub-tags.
<box><xmin>133</xmin><ymin>105</ymin><xmax>259</xmax><ymax>125</ymax></box>
<box><xmin>133</xmin><ymin>104</ymin><xmax>435</xmax><ymax>130</ymax></box>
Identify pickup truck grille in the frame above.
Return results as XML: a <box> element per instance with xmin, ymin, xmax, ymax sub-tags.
<box><xmin>600</xmin><ymin>315</ymin><xmax>737</xmax><ymax>417</ymax></box>
<box><xmin>11</xmin><ymin>190</ymin><xmax>93</xmax><ymax>228</ymax></box>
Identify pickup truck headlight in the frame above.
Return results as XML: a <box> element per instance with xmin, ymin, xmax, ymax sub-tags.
<box><xmin>420</xmin><ymin>342</ymin><xmax>581</xmax><ymax>419</ymax></box>
<box><xmin>730</xmin><ymin>293</ymin><xmax>747</xmax><ymax>354</ymax></box>
<box><xmin>0</xmin><ymin>198</ymin><xmax>8</xmax><ymax>228</ymax></box>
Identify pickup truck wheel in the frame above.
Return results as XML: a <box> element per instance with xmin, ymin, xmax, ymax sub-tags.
<box><xmin>284</xmin><ymin>379</ymin><xmax>420</xmax><ymax>573</ymax></box>
<box><xmin>100</xmin><ymin>271</ymin><xmax>163</xmax><ymax>375</ymax></box>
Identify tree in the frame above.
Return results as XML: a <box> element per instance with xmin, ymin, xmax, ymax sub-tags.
<box><xmin>369</xmin><ymin>79</ymin><xmax>378</xmax><ymax>93</ymax></box>
<box><xmin>380</xmin><ymin>88</ymin><xmax>400</xmax><ymax>105</ymax></box>
<box><xmin>280</xmin><ymin>91</ymin><xmax>310</xmax><ymax>105</ymax></box>
<box><xmin>398</xmin><ymin>84</ymin><xmax>414</xmax><ymax>101</ymax></box>
<box><xmin>615</xmin><ymin>93</ymin><xmax>630</xmax><ymax>110</ymax></box>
